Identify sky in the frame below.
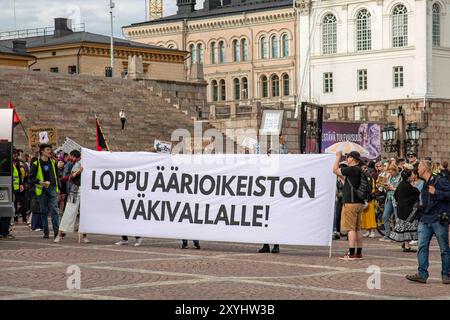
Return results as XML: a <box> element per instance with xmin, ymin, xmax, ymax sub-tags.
<box><xmin>0</xmin><ymin>1</ymin><xmax>203</xmax><ymax>38</ymax></box>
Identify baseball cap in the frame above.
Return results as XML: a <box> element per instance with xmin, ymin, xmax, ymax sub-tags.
<box><xmin>346</xmin><ymin>151</ymin><xmax>361</xmax><ymax>162</ymax></box>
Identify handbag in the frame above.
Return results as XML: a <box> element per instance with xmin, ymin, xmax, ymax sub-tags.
<box><xmin>407</xmin><ymin>201</ymin><xmax>423</xmax><ymax>223</ymax></box>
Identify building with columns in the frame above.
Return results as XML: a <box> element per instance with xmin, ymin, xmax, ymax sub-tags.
<box><xmin>123</xmin><ymin>0</ymin><xmax>298</xmax><ymax>109</ymax></box>
<box><xmin>296</xmin><ymin>0</ymin><xmax>450</xmax><ymax>160</ymax></box>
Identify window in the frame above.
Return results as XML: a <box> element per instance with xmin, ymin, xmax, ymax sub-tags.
<box><xmin>356</xmin><ymin>9</ymin><xmax>371</xmax><ymax>51</ymax></box>
<box><xmin>219</xmin><ymin>41</ymin><xmax>226</xmax><ymax>64</ymax></box>
<box><xmin>68</xmin><ymin>65</ymin><xmax>77</xmax><ymax>74</ymax></box>
<box><xmin>322</xmin><ymin>14</ymin><xmax>337</xmax><ymax>54</ymax></box>
<box><xmin>241</xmin><ymin>39</ymin><xmax>248</xmax><ymax>62</ymax></box>
<box><xmin>198</xmin><ymin>44</ymin><xmax>204</xmax><ymax>63</ymax></box>
<box><xmin>271</xmin><ymin>75</ymin><xmax>280</xmax><ymax>97</ymax></box>
<box><xmin>211</xmin><ymin>42</ymin><xmax>218</xmax><ymax>64</ymax></box>
<box><xmin>323</xmin><ymin>72</ymin><xmax>333</xmax><ymax>93</ymax></box>
<box><xmin>392</xmin><ymin>4</ymin><xmax>408</xmax><ymax>47</ymax></box>
<box><xmin>261</xmin><ymin>75</ymin><xmax>268</xmax><ymax>98</ymax></box>
<box><xmin>432</xmin><ymin>3</ymin><xmax>440</xmax><ymax>47</ymax></box>
<box><xmin>50</xmin><ymin>67</ymin><xmax>59</xmax><ymax>73</ymax></box>
<box><xmin>212</xmin><ymin>80</ymin><xmax>218</xmax><ymax>101</ymax></box>
<box><xmin>242</xmin><ymin>77</ymin><xmax>248</xmax><ymax>99</ymax></box>
<box><xmin>357</xmin><ymin>69</ymin><xmax>367</xmax><ymax>90</ymax></box>
<box><xmin>281</xmin><ymin>34</ymin><xmax>289</xmax><ymax>57</ymax></box>
<box><xmin>282</xmin><ymin>74</ymin><xmax>290</xmax><ymax>96</ymax></box>
<box><xmin>233</xmin><ymin>78</ymin><xmax>241</xmax><ymax>100</ymax></box>
<box><xmin>189</xmin><ymin>44</ymin><xmax>197</xmax><ymax>64</ymax></box>
<box><xmin>260</xmin><ymin>36</ymin><xmax>268</xmax><ymax>59</ymax></box>
<box><xmin>271</xmin><ymin>35</ymin><xmax>279</xmax><ymax>58</ymax></box>
<box><xmin>220</xmin><ymin>79</ymin><xmax>226</xmax><ymax>101</ymax></box>
<box><xmin>393</xmin><ymin>66</ymin><xmax>404</xmax><ymax>88</ymax></box>
<box><xmin>233</xmin><ymin>39</ymin><xmax>240</xmax><ymax>62</ymax></box>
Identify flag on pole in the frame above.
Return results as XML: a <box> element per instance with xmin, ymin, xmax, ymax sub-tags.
<box><xmin>8</xmin><ymin>101</ymin><xmax>21</xmax><ymax>127</ymax></box>
<box><xmin>95</xmin><ymin>116</ymin><xmax>109</xmax><ymax>151</ymax></box>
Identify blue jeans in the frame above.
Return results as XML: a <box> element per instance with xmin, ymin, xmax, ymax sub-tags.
<box><xmin>382</xmin><ymin>198</ymin><xmax>395</xmax><ymax>236</ymax></box>
<box><xmin>38</xmin><ymin>187</ymin><xmax>59</xmax><ymax>236</ymax></box>
<box><xmin>417</xmin><ymin>221</ymin><xmax>450</xmax><ymax>279</ymax></box>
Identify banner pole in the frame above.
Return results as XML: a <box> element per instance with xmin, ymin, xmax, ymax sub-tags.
<box><xmin>329</xmin><ymin>244</ymin><xmax>332</xmax><ymax>258</ymax></box>
<box><xmin>78</xmin><ymin>232</ymin><xmax>81</xmax><ymax>244</ymax></box>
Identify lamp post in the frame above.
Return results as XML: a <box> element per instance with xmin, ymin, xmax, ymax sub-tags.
<box><xmin>109</xmin><ymin>0</ymin><xmax>115</xmax><ymax>77</ymax></box>
<box><xmin>381</xmin><ymin>119</ymin><xmax>422</xmax><ymax>157</ymax></box>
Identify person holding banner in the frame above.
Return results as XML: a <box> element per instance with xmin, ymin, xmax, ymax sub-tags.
<box><xmin>333</xmin><ymin>151</ymin><xmax>365</xmax><ymax>260</ymax></box>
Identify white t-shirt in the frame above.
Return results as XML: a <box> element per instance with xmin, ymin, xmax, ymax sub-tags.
<box><xmin>119</xmin><ymin>111</ymin><xmax>126</xmax><ymax>119</ymax></box>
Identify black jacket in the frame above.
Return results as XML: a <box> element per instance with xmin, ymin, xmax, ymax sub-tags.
<box><xmin>394</xmin><ymin>181</ymin><xmax>420</xmax><ymax>221</ymax></box>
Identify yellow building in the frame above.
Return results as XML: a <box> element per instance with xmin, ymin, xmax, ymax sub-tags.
<box><xmin>0</xmin><ymin>40</ymin><xmax>35</xmax><ymax>70</ymax></box>
<box><xmin>0</xmin><ymin>18</ymin><xmax>188</xmax><ymax>81</ymax></box>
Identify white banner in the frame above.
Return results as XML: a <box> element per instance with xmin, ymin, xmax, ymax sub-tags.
<box><xmin>80</xmin><ymin>148</ymin><xmax>336</xmax><ymax>246</ymax></box>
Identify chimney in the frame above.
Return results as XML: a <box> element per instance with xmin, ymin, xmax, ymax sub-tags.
<box><xmin>203</xmin><ymin>0</ymin><xmax>221</xmax><ymax>11</ymax></box>
<box><xmin>177</xmin><ymin>0</ymin><xmax>196</xmax><ymax>15</ymax></box>
<box><xmin>54</xmin><ymin>18</ymin><xmax>73</xmax><ymax>38</ymax></box>
<box><xmin>12</xmin><ymin>40</ymin><xmax>27</xmax><ymax>54</ymax></box>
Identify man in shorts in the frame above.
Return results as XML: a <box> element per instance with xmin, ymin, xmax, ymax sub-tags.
<box><xmin>333</xmin><ymin>151</ymin><xmax>365</xmax><ymax>260</ymax></box>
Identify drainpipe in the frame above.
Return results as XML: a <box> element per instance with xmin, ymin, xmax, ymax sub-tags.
<box><xmin>77</xmin><ymin>45</ymin><xmax>83</xmax><ymax>74</ymax></box>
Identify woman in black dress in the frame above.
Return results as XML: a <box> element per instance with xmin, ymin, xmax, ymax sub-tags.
<box><xmin>389</xmin><ymin>169</ymin><xmax>420</xmax><ymax>252</ymax></box>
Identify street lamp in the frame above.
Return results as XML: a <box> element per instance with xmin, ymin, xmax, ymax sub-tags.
<box><xmin>405</xmin><ymin>122</ymin><xmax>422</xmax><ymax>155</ymax></box>
<box><xmin>382</xmin><ymin>122</ymin><xmax>422</xmax><ymax>156</ymax></box>
<box><xmin>381</xmin><ymin>123</ymin><xmax>399</xmax><ymax>153</ymax></box>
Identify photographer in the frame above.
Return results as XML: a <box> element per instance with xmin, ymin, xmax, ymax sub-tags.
<box><xmin>406</xmin><ymin>160</ymin><xmax>450</xmax><ymax>284</ymax></box>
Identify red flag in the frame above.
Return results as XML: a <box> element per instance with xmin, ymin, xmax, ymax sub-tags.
<box><xmin>8</xmin><ymin>101</ymin><xmax>21</xmax><ymax>127</ymax></box>
<box><xmin>96</xmin><ymin>117</ymin><xmax>109</xmax><ymax>151</ymax></box>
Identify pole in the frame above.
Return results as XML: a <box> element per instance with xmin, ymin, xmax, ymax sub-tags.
<box><xmin>109</xmin><ymin>0</ymin><xmax>115</xmax><ymax>77</ymax></box>
<box><xmin>13</xmin><ymin>0</ymin><xmax>17</xmax><ymax>30</ymax></box>
<box><xmin>145</xmin><ymin>0</ymin><xmax>148</xmax><ymax>21</ymax></box>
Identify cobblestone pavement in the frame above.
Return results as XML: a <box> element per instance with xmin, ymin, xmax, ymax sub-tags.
<box><xmin>1</xmin><ymin>224</ymin><xmax>449</xmax><ymax>300</ymax></box>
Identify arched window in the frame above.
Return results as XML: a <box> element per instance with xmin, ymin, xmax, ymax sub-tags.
<box><xmin>271</xmin><ymin>75</ymin><xmax>280</xmax><ymax>97</ymax></box>
<box><xmin>432</xmin><ymin>3</ymin><xmax>440</xmax><ymax>47</ymax></box>
<box><xmin>261</xmin><ymin>75</ymin><xmax>268</xmax><ymax>98</ymax></box>
<box><xmin>219</xmin><ymin>41</ymin><xmax>226</xmax><ymax>64</ymax></box>
<box><xmin>241</xmin><ymin>38</ymin><xmax>248</xmax><ymax>62</ymax></box>
<box><xmin>168</xmin><ymin>44</ymin><xmax>175</xmax><ymax>49</ymax></box>
<box><xmin>260</xmin><ymin>36</ymin><xmax>268</xmax><ymax>59</ymax></box>
<box><xmin>392</xmin><ymin>4</ymin><xmax>408</xmax><ymax>47</ymax></box>
<box><xmin>189</xmin><ymin>44</ymin><xmax>197</xmax><ymax>64</ymax></box>
<box><xmin>242</xmin><ymin>77</ymin><xmax>248</xmax><ymax>99</ymax></box>
<box><xmin>233</xmin><ymin>39</ymin><xmax>240</xmax><ymax>62</ymax></box>
<box><xmin>282</xmin><ymin>74</ymin><xmax>290</xmax><ymax>96</ymax></box>
<box><xmin>198</xmin><ymin>43</ymin><xmax>204</xmax><ymax>63</ymax></box>
<box><xmin>211</xmin><ymin>42</ymin><xmax>218</xmax><ymax>64</ymax></box>
<box><xmin>322</xmin><ymin>14</ymin><xmax>337</xmax><ymax>54</ymax></box>
<box><xmin>271</xmin><ymin>35</ymin><xmax>279</xmax><ymax>58</ymax></box>
<box><xmin>281</xmin><ymin>34</ymin><xmax>289</xmax><ymax>57</ymax></box>
<box><xmin>356</xmin><ymin>9</ymin><xmax>371</xmax><ymax>51</ymax></box>
<box><xmin>220</xmin><ymin>79</ymin><xmax>226</xmax><ymax>101</ymax></box>
<box><xmin>212</xmin><ymin>80</ymin><xmax>218</xmax><ymax>101</ymax></box>
<box><xmin>233</xmin><ymin>78</ymin><xmax>241</xmax><ymax>100</ymax></box>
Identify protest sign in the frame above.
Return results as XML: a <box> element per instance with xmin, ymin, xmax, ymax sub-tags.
<box><xmin>80</xmin><ymin>149</ymin><xmax>336</xmax><ymax>246</ymax></box>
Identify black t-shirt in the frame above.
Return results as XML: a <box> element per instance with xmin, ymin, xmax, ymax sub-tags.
<box><xmin>40</xmin><ymin>159</ymin><xmax>55</xmax><ymax>187</ymax></box>
<box><xmin>341</xmin><ymin>166</ymin><xmax>364</xmax><ymax>203</ymax></box>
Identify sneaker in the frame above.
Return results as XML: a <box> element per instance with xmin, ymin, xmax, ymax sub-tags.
<box><xmin>339</xmin><ymin>252</ymin><xmax>357</xmax><ymax>261</ymax></box>
<box><xmin>3</xmin><ymin>234</ymin><xmax>16</xmax><ymax>241</ymax></box>
<box><xmin>258</xmin><ymin>244</ymin><xmax>270</xmax><ymax>253</ymax></box>
<box><xmin>115</xmin><ymin>240</ymin><xmax>128</xmax><ymax>245</ymax></box>
<box><xmin>406</xmin><ymin>273</ymin><xmax>427</xmax><ymax>283</ymax></box>
<box><xmin>379</xmin><ymin>237</ymin><xmax>392</xmax><ymax>242</ymax></box>
<box><xmin>354</xmin><ymin>253</ymin><xmax>364</xmax><ymax>259</ymax></box>
<box><xmin>34</xmin><ymin>228</ymin><xmax>42</xmax><ymax>232</ymax></box>
<box><xmin>409</xmin><ymin>240</ymin><xmax>418</xmax><ymax>246</ymax></box>
<box><xmin>194</xmin><ymin>244</ymin><xmax>201</xmax><ymax>250</ymax></box>
<box><xmin>53</xmin><ymin>236</ymin><xmax>61</xmax><ymax>243</ymax></box>
<box><xmin>134</xmin><ymin>238</ymin><xmax>143</xmax><ymax>247</ymax></box>
<box><xmin>362</xmin><ymin>231</ymin><xmax>370</xmax><ymax>237</ymax></box>
<box><xmin>271</xmin><ymin>245</ymin><xmax>280</xmax><ymax>254</ymax></box>
<box><xmin>443</xmin><ymin>277</ymin><xmax>450</xmax><ymax>285</ymax></box>
<box><xmin>332</xmin><ymin>232</ymin><xmax>341</xmax><ymax>240</ymax></box>
<box><xmin>82</xmin><ymin>238</ymin><xmax>91</xmax><ymax>244</ymax></box>
<box><xmin>403</xmin><ymin>247</ymin><xmax>417</xmax><ymax>253</ymax></box>
<box><xmin>43</xmin><ymin>234</ymin><xmax>49</xmax><ymax>239</ymax></box>
<box><xmin>181</xmin><ymin>244</ymin><xmax>188</xmax><ymax>249</ymax></box>
<box><xmin>368</xmin><ymin>231</ymin><xmax>376</xmax><ymax>238</ymax></box>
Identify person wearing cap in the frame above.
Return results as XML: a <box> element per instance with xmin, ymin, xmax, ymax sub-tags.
<box><xmin>333</xmin><ymin>151</ymin><xmax>365</xmax><ymax>260</ymax></box>
<box><xmin>28</xmin><ymin>143</ymin><xmax>61</xmax><ymax>239</ymax></box>
<box><xmin>407</xmin><ymin>152</ymin><xmax>419</xmax><ymax>170</ymax></box>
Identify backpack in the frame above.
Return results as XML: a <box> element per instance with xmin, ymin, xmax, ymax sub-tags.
<box><xmin>347</xmin><ymin>169</ymin><xmax>372</xmax><ymax>202</ymax></box>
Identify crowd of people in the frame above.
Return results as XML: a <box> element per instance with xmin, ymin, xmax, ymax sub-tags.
<box><xmin>333</xmin><ymin>150</ymin><xmax>450</xmax><ymax>284</ymax></box>
<box><xmin>2</xmin><ymin>142</ymin><xmax>448</xmax><ymax>284</ymax></box>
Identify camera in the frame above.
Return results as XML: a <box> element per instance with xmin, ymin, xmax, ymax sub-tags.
<box><xmin>439</xmin><ymin>212</ymin><xmax>450</xmax><ymax>225</ymax></box>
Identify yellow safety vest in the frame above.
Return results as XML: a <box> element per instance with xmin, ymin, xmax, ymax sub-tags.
<box><xmin>13</xmin><ymin>165</ymin><xmax>19</xmax><ymax>191</ymax></box>
<box><xmin>33</xmin><ymin>159</ymin><xmax>59</xmax><ymax>196</ymax></box>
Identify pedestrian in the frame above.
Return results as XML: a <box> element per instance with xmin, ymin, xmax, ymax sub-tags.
<box><xmin>54</xmin><ymin>150</ymin><xmax>89</xmax><ymax>243</ymax></box>
<box><xmin>181</xmin><ymin>240</ymin><xmax>200</xmax><ymax>249</ymax></box>
<box><xmin>379</xmin><ymin>163</ymin><xmax>401</xmax><ymax>242</ymax></box>
<box><xmin>12</xmin><ymin>148</ymin><xmax>26</xmax><ymax>225</ymax></box>
<box><xmin>388</xmin><ymin>169</ymin><xmax>420</xmax><ymax>252</ymax></box>
<box><xmin>361</xmin><ymin>164</ymin><xmax>377</xmax><ymax>238</ymax></box>
<box><xmin>119</xmin><ymin>109</ymin><xmax>126</xmax><ymax>130</ymax></box>
<box><xmin>406</xmin><ymin>160</ymin><xmax>450</xmax><ymax>284</ymax></box>
<box><xmin>333</xmin><ymin>163</ymin><xmax>346</xmax><ymax>240</ymax></box>
<box><xmin>333</xmin><ymin>151</ymin><xmax>365</xmax><ymax>260</ymax></box>
<box><xmin>407</xmin><ymin>152</ymin><xmax>419</xmax><ymax>170</ymax></box>
<box><xmin>29</xmin><ymin>143</ymin><xmax>60</xmax><ymax>239</ymax></box>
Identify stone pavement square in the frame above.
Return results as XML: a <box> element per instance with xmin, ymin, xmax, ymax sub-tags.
<box><xmin>0</xmin><ymin>224</ymin><xmax>449</xmax><ymax>300</ymax></box>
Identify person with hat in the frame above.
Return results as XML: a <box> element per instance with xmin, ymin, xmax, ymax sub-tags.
<box><xmin>333</xmin><ymin>151</ymin><xmax>365</xmax><ymax>260</ymax></box>
<box><xmin>407</xmin><ymin>152</ymin><xmax>419</xmax><ymax>170</ymax></box>
<box><xmin>28</xmin><ymin>143</ymin><xmax>61</xmax><ymax>239</ymax></box>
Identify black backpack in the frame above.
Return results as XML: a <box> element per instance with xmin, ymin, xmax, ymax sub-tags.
<box><xmin>347</xmin><ymin>169</ymin><xmax>372</xmax><ymax>202</ymax></box>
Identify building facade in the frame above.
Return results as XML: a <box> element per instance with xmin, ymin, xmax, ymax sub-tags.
<box><xmin>123</xmin><ymin>0</ymin><xmax>298</xmax><ymax>109</ymax></box>
<box><xmin>0</xmin><ymin>40</ymin><xmax>35</xmax><ymax>70</ymax></box>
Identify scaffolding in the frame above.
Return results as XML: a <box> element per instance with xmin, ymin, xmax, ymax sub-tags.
<box><xmin>149</xmin><ymin>0</ymin><xmax>164</xmax><ymax>20</ymax></box>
